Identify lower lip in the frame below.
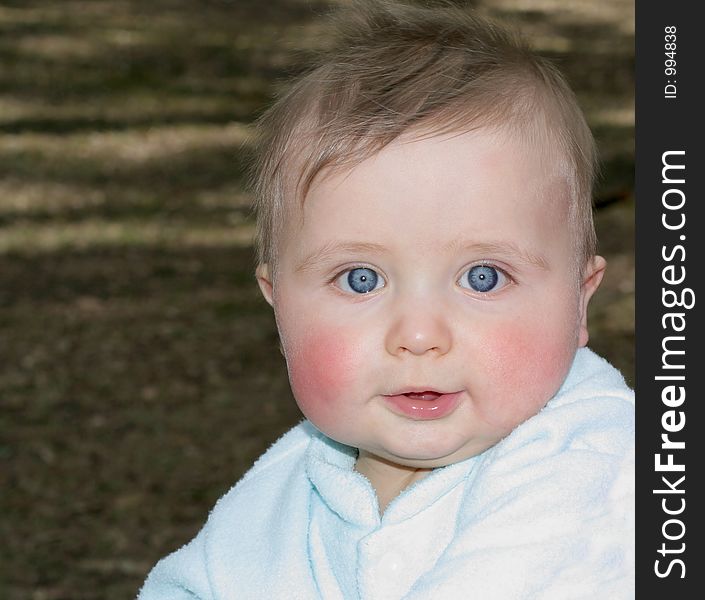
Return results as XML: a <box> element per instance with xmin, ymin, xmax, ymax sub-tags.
<box><xmin>383</xmin><ymin>392</ymin><xmax>462</xmax><ymax>421</ymax></box>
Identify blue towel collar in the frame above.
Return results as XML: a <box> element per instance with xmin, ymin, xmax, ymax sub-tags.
<box><xmin>304</xmin><ymin>427</ymin><xmax>480</xmax><ymax>528</ymax></box>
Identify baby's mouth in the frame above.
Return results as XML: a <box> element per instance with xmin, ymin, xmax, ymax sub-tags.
<box><xmin>402</xmin><ymin>391</ymin><xmax>443</xmax><ymax>401</ymax></box>
<box><xmin>383</xmin><ymin>389</ymin><xmax>462</xmax><ymax>420</ymax></box>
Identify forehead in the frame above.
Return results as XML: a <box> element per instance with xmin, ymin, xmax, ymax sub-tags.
<box><xmin>284</xmin><ymin>127</ymin><xmax>571</xmax><ymax>250</ymax></box>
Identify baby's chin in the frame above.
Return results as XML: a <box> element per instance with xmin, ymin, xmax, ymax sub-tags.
<box><xmin>362</xmin><ymin>437</ymin><xmax>501</xmax><ymax>471</ymax></box>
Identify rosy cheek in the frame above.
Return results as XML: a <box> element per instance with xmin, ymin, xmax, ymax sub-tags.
<box><xmin>480</xmin><ymin>321</ymin><xmax>575</xmax><ymax>426</ymax></box>
<box><xmin>284</xmin><ymin>330</ymin><xmax>357</xmax><ymax>427</ymax></box>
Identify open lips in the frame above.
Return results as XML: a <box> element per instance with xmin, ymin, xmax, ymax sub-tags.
<box><xmin>383</xmin><ymin>390</ymin><xmax>463</xmax><ymax>420</ymax></box>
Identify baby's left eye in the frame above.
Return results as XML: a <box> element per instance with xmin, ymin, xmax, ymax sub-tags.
<box><xmin>457</xmin><ymin>265</ymin><xmax>508</xmax><ymax>293</ymax></box>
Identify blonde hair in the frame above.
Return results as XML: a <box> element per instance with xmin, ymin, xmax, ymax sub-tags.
<box><xmin>250</xmin><ymin>1</ymin><xmax>598</xmax><ymax>271</ymax></box>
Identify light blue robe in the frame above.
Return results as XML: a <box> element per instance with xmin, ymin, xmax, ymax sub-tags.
<box><xmin>138</xmin><ymin>348</ymin><xmax>634</xmax><ymax>599</ymax></box>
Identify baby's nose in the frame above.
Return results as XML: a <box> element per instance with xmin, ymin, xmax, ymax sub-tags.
<box><xmin>384</xmin><ymin>304</ymin><xmax>452</xmax><ymax>357</ymax></box>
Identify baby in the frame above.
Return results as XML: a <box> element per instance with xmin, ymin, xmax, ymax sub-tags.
<box><xmin>139</xmin><ymin>2</ymin><xmax>634</xmax><ymax>598</ymax></box>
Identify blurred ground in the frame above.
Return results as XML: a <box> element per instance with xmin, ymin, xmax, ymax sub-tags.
<box><xmin>0</xmin><ymin>1</ymin><xmax>633</xmax><ymax>598</ymax></box>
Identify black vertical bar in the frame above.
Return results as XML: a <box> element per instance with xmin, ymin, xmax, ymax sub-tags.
<box><xmin>635</xmin><ymin>0</ymin><xmax>703</xmax><ymax>595</ymax></box>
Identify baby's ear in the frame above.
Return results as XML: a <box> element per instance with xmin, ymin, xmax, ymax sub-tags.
<box><xmin>577</xmin><ymin>255</ymin><xmax>607</xmax><ymax>347</ymax></box>
<box><xmin>256</xmin><ymin>263</ymin><xmax>274</xmax><ymax>307</ymax></box>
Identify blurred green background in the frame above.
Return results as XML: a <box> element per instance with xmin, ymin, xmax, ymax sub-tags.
<box><xmin>0</xmin><ymin>1</ymin><xmax>633</xmax><ymax>598</ymax></box>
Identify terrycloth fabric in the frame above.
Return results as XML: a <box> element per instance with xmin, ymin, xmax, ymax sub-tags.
<box><xmin>138</xmin><ymin>348</ymin><xmax>634</xmax><ymax>599</ymax></box>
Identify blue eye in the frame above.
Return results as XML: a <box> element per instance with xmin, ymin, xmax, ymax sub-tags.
<box><xmin>459</xmin><ymin>265</ymin><xmax>506</xmax><ymax>293</ymax></box>
<box><xmin>336</xmin><ymin>267</ymin><xmax>384</xmax><ymax>294</ymax></box>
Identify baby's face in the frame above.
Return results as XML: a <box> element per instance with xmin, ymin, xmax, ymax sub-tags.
<box><xmin>259</xmin><ymin>127</ymin><xmax>603</xmax><ymax>469</ymax></box>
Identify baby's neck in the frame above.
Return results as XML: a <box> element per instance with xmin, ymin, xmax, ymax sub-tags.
<box><xmin>355</xmin><ymin>451</ymin><xmax>432</xmax><ymax>515</ymax></box>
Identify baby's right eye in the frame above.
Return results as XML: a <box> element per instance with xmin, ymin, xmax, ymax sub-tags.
<box><xmin>335</xmin><ymin>267</ymin><xmax>385</xmax><ymax>294</ymax></box>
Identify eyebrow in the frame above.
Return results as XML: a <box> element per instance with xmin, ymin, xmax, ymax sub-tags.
<box><xmin>294</xmin><ymin>238</ymin><xmax>550</xmax><ymax>273</ymax></box>
<box><xmin>295</xmin><ymin>241</ymin><xmax>389</xmax><ymax>273</ymax></box>
<box><xmin>444</xmin><ymin>240</ymin><xmax>550</xmax><ymax>270</ymax></box>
